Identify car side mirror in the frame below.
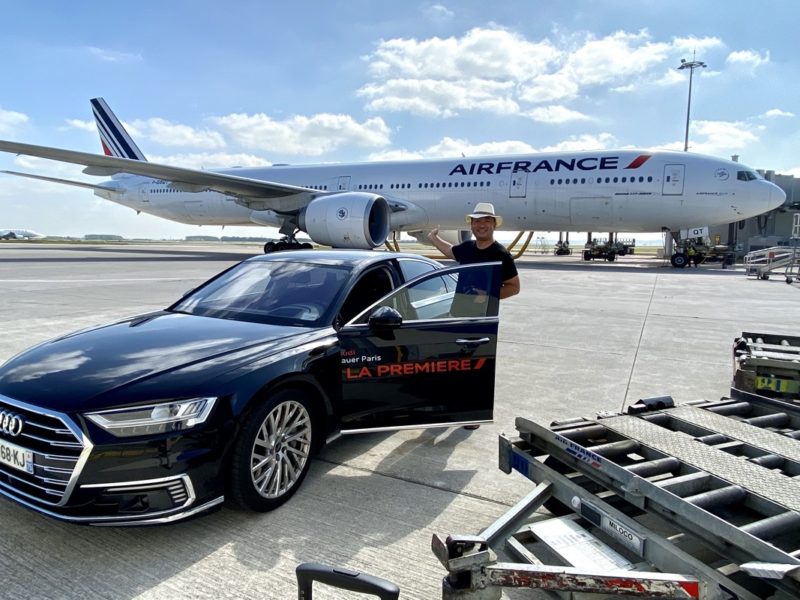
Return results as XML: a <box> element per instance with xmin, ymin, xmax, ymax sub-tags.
<box><xmin>368</xmin><ymin>305</ymin><xmax>402</xmax><ymax>332</ymax></box>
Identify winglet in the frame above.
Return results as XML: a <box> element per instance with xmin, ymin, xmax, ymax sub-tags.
<box><xmin>90</xmin><ymin>97</ymin><xmax>147</xmax><ymax>161</ymax></box>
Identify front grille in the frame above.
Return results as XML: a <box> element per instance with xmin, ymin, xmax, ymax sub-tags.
<box><xmin>0</xmin><ymin>395</ymin><xmax>88</xmax><ymax>506</ymax></box>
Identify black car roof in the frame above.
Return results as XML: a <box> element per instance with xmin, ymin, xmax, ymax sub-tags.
<box><xmin>248</xmin><ymin>249</ymin><xmax>441</xmax><ymax>270</ymax></box>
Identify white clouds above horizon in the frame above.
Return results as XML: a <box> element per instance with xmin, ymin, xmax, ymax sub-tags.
<box><xmin>726</xmin><ymin>49</ymin><xmax>770</xmax><ymax>70</ymax></box>
<box><xmin>211</xmin><ymin>112</ymin><xmax>391</xmax><ymax>156</ymax></box>
<box><xmin>359</xmin><ymin>27</ymin><xmax>727</xmax><ymax>119</ymax></box>
<box><xmin>0</xmin><ymin>107</ymin><xmax>29</xmax><ymax>136</ymax></box>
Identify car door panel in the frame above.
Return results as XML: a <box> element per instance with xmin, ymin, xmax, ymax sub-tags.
<box><xmin>337</xmin><ymin>262</ymin><xmax>501</xmax><ymax>432</ymax></box>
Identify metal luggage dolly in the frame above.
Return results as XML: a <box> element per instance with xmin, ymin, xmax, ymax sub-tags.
<box><xmin>733</xmin><ymin>332</ymin><xmax>800</xmax><ymax>400</ymax></box>
<box><xmin>433</xmin><ymin>392</ymin><xmax>800</xmax><ymax>599</ymax></box>
<box><xmin>296</xmin><ymin>563</ymin><xmax>400</xmax><ymax>599</ymax></box>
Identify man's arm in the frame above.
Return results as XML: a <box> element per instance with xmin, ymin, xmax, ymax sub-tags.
<box><xmin>500</xmin><ymin>275</ymin><xmax>520</xmax><ymax>299</ymax></box>
<box><xmin>427</xmin><ymin>226</ymin><xmax>455</xmax><ymax>259</ymax></box>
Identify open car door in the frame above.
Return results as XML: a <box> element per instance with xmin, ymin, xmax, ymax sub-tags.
<box><xmin>337</xmin><ymin>262</ymin><xmax>502</xmax><ymax>433</ymax></box>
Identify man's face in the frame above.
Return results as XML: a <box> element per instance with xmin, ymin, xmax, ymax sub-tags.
<box><xmin>470</xmin><ymin>216</ymin><xmax>496</xmax><ymax>241</ymax></box>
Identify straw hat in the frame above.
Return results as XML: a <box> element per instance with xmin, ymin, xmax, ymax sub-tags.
<box><xmin>465</xmin><ymin>202</ymin><xmax>503</xmax><ymax>227</ymax></box>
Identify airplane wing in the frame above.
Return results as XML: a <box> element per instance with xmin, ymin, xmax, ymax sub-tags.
<box><xmin>1</xmin><ymin>170</ymin><xmax>123</xmax><ymax>193</ymax></box>
<box><xmin>0</xmin><ymin>140</ymin><xmax>316</xmax><ymax>213</ymax></box>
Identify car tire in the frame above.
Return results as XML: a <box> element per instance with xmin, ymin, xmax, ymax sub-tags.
<box><xmin>229</xmin><ymin>388</ymin><xmax>315</xmax><ymax>512</ymax></box>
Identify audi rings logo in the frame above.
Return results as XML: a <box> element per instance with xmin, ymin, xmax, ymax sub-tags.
<box><xmin>0</xmin><ymin>411</ymin><xmax>24</xmax><ymax>437</ymax></box>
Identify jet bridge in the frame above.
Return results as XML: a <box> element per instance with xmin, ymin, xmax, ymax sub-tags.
<box><xmin>434</xmin><ymin>389</ymin><xmax>800</xmax><ymax>599</ymax></box>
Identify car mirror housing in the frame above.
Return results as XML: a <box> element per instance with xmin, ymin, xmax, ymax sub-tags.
<box><xmin>367</xmin><ymin>305</ymin><xmax>402</xmax><ymax>332</ymax></box>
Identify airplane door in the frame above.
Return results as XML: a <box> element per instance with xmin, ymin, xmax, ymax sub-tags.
<box><xmin>510</xmin><ymin>172</ymin><xmax>527</xmax><ymax>198</ymax></box>
<box><xmin>337</xmin><ymin>263</ymin><xmax>502</xmax><ymax>432</ymax></box>
<box><xmin>662</xmin><ymin>164</ymin><xmax>685</xmax><ymax>195</ymax></box>
<box><xmin>338</xmin><ymin>176</ymin><xmax>351</xmax><ymax>191</ymax></box>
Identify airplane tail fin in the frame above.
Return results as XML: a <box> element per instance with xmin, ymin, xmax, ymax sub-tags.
<box><xmin>90</xmin><ymin>97</ymin><xmax>147</xmax><ymax>161</ymax></box>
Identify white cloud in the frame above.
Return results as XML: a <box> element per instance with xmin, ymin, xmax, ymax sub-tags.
<box><xmin>130</xmin><ymin>118</ymin><xmax>226</xmax><ymax>150</ymax></box>
<box><xmin>527</xmin><ymin>105</ymin><xmax>590</xmax><ymax>124</ymax></box>
<box><xmin>368</xmin><ymin>136</ymin><xmax>536</xmax><ymax>161</ymax></box>
<box><xmin>359</xmin><ymin>78</ymin><xmax>518</xmax><ymax>117</ymax></box>
<box><xmin>726</xmin><ymin>49</ymin><xmax>769</xmax><ymax>69</ymax></box>
<box><xmin>212</xmin><ymin>112</ymin><xmax>391</xmax><ymax>156</ymax></box>
<box><xmin>86</xmin><ymin>46</ymin><xmax>142</xmax><ymax>63</ymax></box>
<box><xmin>149</xmin><ymin>152</ymin><xmax>272</xmax><ymax>170</ymax></box>
<box><xmin>671</xmin><ymin>36</ymin><xmax>724</xmax><ymax>54</ymax></box>
<box><xmin>540</xmin><ymin>133</ymin><xmax>618</xmax><ymax>153</ymax></box>
<box><xmin>675</xmin><ymin>119</ymin><xmax>762</xmax><ymax>155</ymax></box>
<box><xmin>423</xmin><ymin>3</ymin><xmax>454</xmax><ymax>21</ymax></box>
<box><xmin>0</xmin><ymin>107</ymin><xmax>29</xmax><ymax>136</ymax></box>
<box><xmin>65</xmin><ymin>118</ymin><xmax>97</xmax><ymax>133</ymax></box>
<box><xmin>360</xmin><ymin>27</ymin><xmax>732</xmax><ymax>118</ymax></box>
<box><xmin>762</xmin><ymin>109</ymin><xmax>795</xmax><ymax>118</ymax></box>
<box><xmin>365</xmin><ymin>27</ymin><xmax>559</xmax><ymax>81</ymax></box>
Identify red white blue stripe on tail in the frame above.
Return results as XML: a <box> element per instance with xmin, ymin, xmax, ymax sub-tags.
<box><xmin>90</xmin><ymin>97</ymin><xmax>147</xmax><ymax>161</ymax></box>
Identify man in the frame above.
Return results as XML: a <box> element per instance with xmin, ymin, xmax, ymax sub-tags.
<box><xmin>428</xmin><ymin>202</ymin><xmax>520</xmax><ymax>430</ymax></box>
<box><xmin>427</xmin><ymin>202</ymin><xmax>520</xmax><ymax>300</ymax></box>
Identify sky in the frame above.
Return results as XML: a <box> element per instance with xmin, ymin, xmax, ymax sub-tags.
<box><xmin>0</xmin><ymin>0</ymin><xmax>798</xmax><ymax>240</ymax></box>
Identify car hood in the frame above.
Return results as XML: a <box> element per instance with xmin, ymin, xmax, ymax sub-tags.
<box><xmin>0</xmin><ymin>311</ymin><xmax>321</xmax><ymax>410</ymax></box>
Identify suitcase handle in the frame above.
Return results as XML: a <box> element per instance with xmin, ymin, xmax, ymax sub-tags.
<box><xmin>296</xmin><ymin>562</ymin><xmax>400</xmax><ymax>600</ymax></box>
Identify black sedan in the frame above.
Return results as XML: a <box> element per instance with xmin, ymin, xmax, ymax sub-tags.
<box><xmin>0</xmin><ymin>250</ymin><xmax>502</xmax><ymax>525</ymax></box>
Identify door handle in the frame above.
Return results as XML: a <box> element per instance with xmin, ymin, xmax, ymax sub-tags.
<box><xmin>455</xmin><ymin>337</ymin><xmax>490</xmax><ymax>347</ymax></box>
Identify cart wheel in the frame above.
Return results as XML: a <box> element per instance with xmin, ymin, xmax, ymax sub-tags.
<box><xmin>760</xmin><ymin>274</ymin><xmax>770</xmax><ymax>280</ymax></box>
<box><xmin>787</xmin><ymin>278</ymin><xmax>794</xmax><ymax>284</ymax></box>
<box><xmin>583</xmin><ymin>251</ymin><xmax>591</xmax><ymax>261</ymax></box>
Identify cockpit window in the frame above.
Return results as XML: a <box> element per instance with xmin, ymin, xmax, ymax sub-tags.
<box><xmin>737</xmin><ymin>170</ymin><xmax>761</xmax><ymax>181</ymax></box>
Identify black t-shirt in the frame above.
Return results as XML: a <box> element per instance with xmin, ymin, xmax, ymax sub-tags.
<box><xmin>452</xmin><ymin>240</ymin><xmax>518</xmax><ymax>282</ymax></box>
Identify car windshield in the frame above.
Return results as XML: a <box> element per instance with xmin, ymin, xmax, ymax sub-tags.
<box><xmin>170</xmin><ymin>260</ymin><xmax>352</xmax><ymax>327</ymax></box>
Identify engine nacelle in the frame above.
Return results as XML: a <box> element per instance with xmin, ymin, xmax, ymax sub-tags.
<box><xmin>299</xmin><ymin>193</ymin><xmax>391</xmax><ymax>249</ymax></box>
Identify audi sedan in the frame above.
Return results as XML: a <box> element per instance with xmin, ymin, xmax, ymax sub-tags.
<box><xmin>0</xmin><ymin>250</ymin><xmax>502</xmax><ymax>525</ymax></box>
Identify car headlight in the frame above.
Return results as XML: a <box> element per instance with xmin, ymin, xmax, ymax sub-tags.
<box><xmin>85</xmin><ymin>397</ymin><xmax>217</xmax><ymax>437</ymax></box>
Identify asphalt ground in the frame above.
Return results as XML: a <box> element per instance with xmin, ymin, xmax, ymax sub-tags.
<box><xmin>1</xmin><ymin>242</ymin><xmax>798</xmax><ymax>599</ymax></box>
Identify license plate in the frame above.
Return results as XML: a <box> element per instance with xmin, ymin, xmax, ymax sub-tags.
<box><xmin>0</xmin><ymin>438</ymin><xmax>34</xmax><ymax>474</ymax></box>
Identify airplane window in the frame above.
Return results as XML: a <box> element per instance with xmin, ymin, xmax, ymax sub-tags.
<box><xmin>605</xmin><ymin>177</ymin><xmax>610</xmax><ymax>183</ymax></box>
<box><xmin>565</xmin><ymin>179</ymin><xmax>570</xmax><ymax>185</ymax></box>
<box><xmin>581</xmin><ymin>178</ymin><xmax>586</xmax><ymax>184</ymax></box>
<box><xmin>487</xmin><ymin>182</ymin><xmax>491</xmax><ymax>187</ymax></box>
<box><xmin>558</xmin><ymin>179</ymin><xmax>563</xmax><ymax>185</ymax></box>
<box><xmin>380</xmin><ymin>184</ymin><xmax>383</xmax><ymax>189</ymax></box>
<box><xmin>647</xmin><ymin>176</ymin><xmax>653</xmax><ymax>182</ymax></box>
<box><xmin>621</xmin><ymin>177</ymin><xmax>626</xmax><ymax>183</ymax></box>
<box><xmin>613</xmin><ymin>177</ymin><xmax>618</xmax><ymax>183</ymax></box>
<box><xmin>550</xmin><ymin>179</ymin><xmax>555</xmax><ymax>185</ymax></box>
<box><xmin>737</xmin><ymin>171</ymin><xmax>759</xmax><ymax>181</ymax></box>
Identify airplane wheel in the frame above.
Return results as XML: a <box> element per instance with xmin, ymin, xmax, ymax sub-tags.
<box><xmin>275</xmin><ymin>241</ymin><xmax>288</xmax><ymax>251</ymax></box>
<box><xmin>263</xmin><ymin>241</ymin><xmax>276</xmax><ymax>254</ymax></box>
<box><xmin>301</xmin><ymin>242</ymin><xmax>313</xmax><ymax>249</ymax></box>
<box><xmin>670</xmin><ymin>253</ymin><xmax>688</xmax><ymax>268</ymax></box>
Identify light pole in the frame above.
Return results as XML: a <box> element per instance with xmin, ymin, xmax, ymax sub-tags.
<box><xmin>678</xmin><ymin>57</ymin><xmax>707</xmax><ymax>152</ymax></box>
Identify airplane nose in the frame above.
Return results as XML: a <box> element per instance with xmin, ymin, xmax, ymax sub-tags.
<box><xmin>765</xmin><ymin>180</ymin><xmax>787</xmax><ymax>213</ymax></box>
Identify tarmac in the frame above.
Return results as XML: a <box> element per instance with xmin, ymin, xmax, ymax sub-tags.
<box><xmin>0</xmin><ymin>242</ymin><xmax>798</xmax><ymax>599</ymax></box>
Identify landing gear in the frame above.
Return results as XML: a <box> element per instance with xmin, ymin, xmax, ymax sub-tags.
<box><xmin>670</xmin><ymin>253</ymin><xmax>689</xmax><ymax>269</ymax></box>
<box><xmin>263</xmin><ymin>237</ymin><xmax>314</xmax><ymax>254</ymax></box>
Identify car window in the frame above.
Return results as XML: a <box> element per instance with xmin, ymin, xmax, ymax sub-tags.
<box><xmin>170</xmin><ymin>261</ymin><xmax>351</xmax><ymax>326</ymax></box>
<box><xmin>350</xmin><ymin>263</ymin><xmax>500</xmax><ymax>323</ymax></box>
<box><xmin>337</xmin><ymin>267</ymin><xmax>395</xmax><ymax>325</ymax></box>
<box><xmin>397</xmin><ymin>258</ymin><xmax>436</xmax><ymax>282</ymax></box>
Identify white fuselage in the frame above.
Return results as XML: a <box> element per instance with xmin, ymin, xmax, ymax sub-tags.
<box><xmin>98</xmin><ymin>149</ymin><xmax>785</xmax><ymax>233</ymax></box>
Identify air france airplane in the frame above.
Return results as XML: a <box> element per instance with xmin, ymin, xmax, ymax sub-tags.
<box><xmin>0</xmin><ymin>228</ymin><xmax>44</xmax><ymax>240</ymax></box>
<box><xmin>0</xmin><ymin>98</ymin><xmax>786</xmax><ymax>252</ymax></box>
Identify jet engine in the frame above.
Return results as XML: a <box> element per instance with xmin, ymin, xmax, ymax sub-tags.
<box><xmin>299</xmin><ymin>193</ymin><xmax>391</xmax><ymax>249</ymax></box>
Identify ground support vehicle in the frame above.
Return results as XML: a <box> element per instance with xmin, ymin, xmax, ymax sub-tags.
<box><xmin>734</xmin><ymin>332</ymin><xmax>800</xmax><ymax>399</ymax></box>
<box><xmin>744</xmin><ymin>246</ymin><xmax>799</xmax><ymax>281</ymax></box>
<box><xmin>434</xmin><ymin>391</ymin><xmax>800</xmax><ymax>599</ymax></box>
<box><xmin>582</xmin><ymin>240</ymin><xmax>617</xmax><ymax>262</ymax></box>
<box><xmin>671</xmin><ymin>242</ymin><xmax>734</xmax><ymax>269</ymax></box>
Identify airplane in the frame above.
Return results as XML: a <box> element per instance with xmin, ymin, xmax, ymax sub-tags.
<box><xmin>0</xmin><ymin>97</ymin><xmax>786</xmax><ymax>253</ymax></box>
<box><xmin>0</xmin><ymin>228</ymin><xmax>45</xmax><ymax>240</ymax></box>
